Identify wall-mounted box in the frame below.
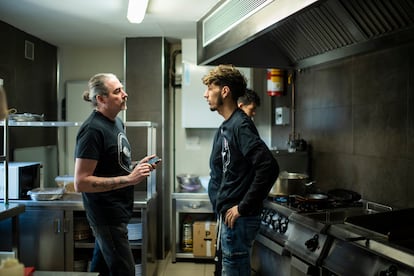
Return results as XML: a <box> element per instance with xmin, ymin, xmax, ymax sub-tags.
<box><xmin>275</xmin><ymin>107</ymin><xmax>290</xmax><ymax>125</ymax></box>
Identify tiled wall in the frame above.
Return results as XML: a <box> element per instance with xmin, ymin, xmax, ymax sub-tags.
<box><xmin>272</xmin><ymin>42</ymin><xmax>414</xmax><ymax>209</ymax></box>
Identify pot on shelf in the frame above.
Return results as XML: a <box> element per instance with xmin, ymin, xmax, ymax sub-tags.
<box><xmin>269</xmin><ymin>171</ymin><xmax>312</xmax><ymax>197</ymax></box>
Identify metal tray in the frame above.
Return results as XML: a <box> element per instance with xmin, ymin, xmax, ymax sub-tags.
<box><xmin>27</xmin><ymin>187</ymin><xmax>64</xmax><ymax>201</ymax></box>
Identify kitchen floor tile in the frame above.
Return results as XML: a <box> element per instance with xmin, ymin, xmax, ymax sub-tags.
<box><xmin>157</xmin><ymin>252</ymin><xmax>215</xmax><ymax>276</ymax></box>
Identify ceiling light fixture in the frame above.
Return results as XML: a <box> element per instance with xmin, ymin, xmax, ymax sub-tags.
<box><xmin>127</xmin><ymin>0</ymin><xmax>149</xmax><ymax>24</ymax></box>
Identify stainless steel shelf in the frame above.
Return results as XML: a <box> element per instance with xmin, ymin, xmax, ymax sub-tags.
<box><xmin>74</xmin><ymin>241</ymin><xmax>143</xmax><ymax>250</ymax></box>
<box><xmin>0</xmin><ymin>121</ymin><xmax>158</xmax><ymax>127</ymax></box>
<box><xmin>1</xmin><ymin>121</ymin><xmax>157</xmax><ymax>200</ymax></box>
<box><xmin>130</xmin><ymin>242</ymin><xmax>143</xmax><ymax>250</ymax></box>
<box><xmin>175</xmin><ymin>252</ymin><xmax>214</xmax><ymax>260</ymax></box>
<box><xmin>1</xmin><ymin>121</ymin><xmax>82</xmax><ymax>127</ymax></box>
<box><xmin>74</xmin><ymin>242</ymin><xmax>95</xmax><ymax>249</ymax></box>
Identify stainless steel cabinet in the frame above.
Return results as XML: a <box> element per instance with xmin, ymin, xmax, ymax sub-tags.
<box><xmin>19</xmin><ymin>207</ymin><xmax>70</xmax><ymax>270</ymax></box>
<box><xmin>171</xmin><ymin>193</ymin><xmax>214</xmax><ymax>262</ymax></box>
<box><xmin>0</xmin><ymin>206</ymin><xmax>71</xmax><ymax>270</ymax></box>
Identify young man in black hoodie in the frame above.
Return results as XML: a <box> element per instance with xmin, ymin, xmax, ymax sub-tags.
<box><xmin>237</xmin><ymin>88</ymin><xmax>261</xmax><ymax>119</ymax></box>
<box><xmin>203</xmin><ymin>65</ymin><xmax>279</xmax><ymax>275</ymax></box>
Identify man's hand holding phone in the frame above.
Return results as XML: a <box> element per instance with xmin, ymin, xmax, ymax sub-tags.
<box><xmin>148</xmin><ymin>156</ymin><xmax>161</xmax><ymax>165</ymax></box>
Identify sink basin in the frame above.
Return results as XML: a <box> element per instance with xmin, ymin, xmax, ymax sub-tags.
<box><xmin>304</xmin><ymin>208</ymin><xmax>374</xmax><ymax>224</ymax></box>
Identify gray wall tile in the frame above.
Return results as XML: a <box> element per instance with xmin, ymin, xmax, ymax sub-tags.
<box><xmin>271</xmin><ymin>41</ymin><xmax>414</xmax><ymax>209</ymax></box>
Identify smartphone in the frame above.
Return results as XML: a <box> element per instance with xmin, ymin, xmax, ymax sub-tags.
<box><xmin>148</xmin><ymin>156</ymin><xmax>161</xmax><ymax>165</ymax></box>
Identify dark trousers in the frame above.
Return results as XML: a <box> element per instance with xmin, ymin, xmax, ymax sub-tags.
<box><xmin>89</xmin><ymin>223</ymin><xmax>135</xmax><ymax>276</ymax></box>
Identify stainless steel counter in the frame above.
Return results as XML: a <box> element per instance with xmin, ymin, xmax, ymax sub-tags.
<box><xmin>1</xmin><ymin>191</ymin><xmax>150</xmax><ymax>210</ymax></box>
<box><xmin>171</xmin><ymin>192</ymin><xmax>209</xmax><ymax>200</ymax></box>
<box><xmin>0</xmin><ymin>203</ymin><xmax>25</xmax><ymax>259</ymax></box>
<box><xmin>0</xmin><ymin>203</ymin><xmax>25</xmax><ymax>220</ymax></box>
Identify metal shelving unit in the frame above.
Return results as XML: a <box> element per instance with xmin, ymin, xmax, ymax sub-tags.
<box><xmin>1</xmin><ymin>118</ymin><xmax>9</xmax><ymax>204</ymax></box>
<box><xmin>0</xmin><ymin>120</ymin><xmax>158</xmax><ymax>199</ymax></box>
<box><xmin>1</xmin><ymin>120</ymin><xmax>158</xmax><ymax>275</ymax></box>
<box><xmin>171</xmin><ymin>193</ymin><xmax>215</xmax><ymax>262</ymax></box>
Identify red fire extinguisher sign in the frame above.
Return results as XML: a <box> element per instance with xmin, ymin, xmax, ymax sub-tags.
<box><xmin>267</xmin><ymin>69</ymin><xmax>284</xmax><ymax>96</ymax></box>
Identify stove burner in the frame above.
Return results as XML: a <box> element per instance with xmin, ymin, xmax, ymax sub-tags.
<box><xmin>271</xmin><ymin>195</ymin><xmax>289</xmax><ymax>203</ymax></box>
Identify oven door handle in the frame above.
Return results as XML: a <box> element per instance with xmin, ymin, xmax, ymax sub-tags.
<box><xmin>291</xmin><ymin>256</ymin><xmax>313</xmax><ymax>274</ymax></box>
<box><xmin>255</xmin><ymin>234</ymin><xmax>289</xmax><ymax>256</ymax></box>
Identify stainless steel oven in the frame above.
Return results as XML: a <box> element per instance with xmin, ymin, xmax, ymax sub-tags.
<box><xmin>284</xmin><ymin>212</ymin><xmax>329</xmax><ymax>276</ymax></box>
<box><xmin>252</xmin><ymin>234</ymin><xmax>290</xmax><ymax>276</ymax></box>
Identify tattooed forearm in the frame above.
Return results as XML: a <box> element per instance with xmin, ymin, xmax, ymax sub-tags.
<box><xmin>91</xmin><ymin>176</ymin><xmax>129</xmax><ymax>191</ymax></box>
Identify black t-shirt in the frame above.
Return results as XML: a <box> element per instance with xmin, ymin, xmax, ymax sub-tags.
<box><xmin>75</xmin><ymin>111</ymin><xmax>134</xmax><ymax>225</ymax></box>
<box><xmin>209</xmin><ymin>109</ymin><xmax>279</xmax><ymax>216</ymax></box>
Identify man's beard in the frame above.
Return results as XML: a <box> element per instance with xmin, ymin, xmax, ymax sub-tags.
<box><xmin>210</xmin><ymin>94</ymin><xmax>223</xmax><ymax>111</ymax></box>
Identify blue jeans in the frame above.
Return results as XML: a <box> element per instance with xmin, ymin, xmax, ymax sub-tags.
<box><xmin>220</xmin><ymin>215</ymin><xmax>261</xmax><ymax>276</ymax></box>
<box><xmin>89</xmin><ymin>223</ymin><xmax>135</xmax><ymax>276</ymax></box>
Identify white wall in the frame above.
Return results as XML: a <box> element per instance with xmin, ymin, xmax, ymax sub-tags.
<box><xmin>57</xmin><ymin>46</ymin><xmax>124</xmax><ymax>174</ymax></box>
<box><xmin>58</xmin><ymin>46</ymin><xmax>124</xmax><ymax>106</ymax></box>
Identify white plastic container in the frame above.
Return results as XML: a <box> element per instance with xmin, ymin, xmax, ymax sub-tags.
<box><xmin>0</xmin><ymin>258</ymin><xmax>24</xmax><ymax>276</ymax></box>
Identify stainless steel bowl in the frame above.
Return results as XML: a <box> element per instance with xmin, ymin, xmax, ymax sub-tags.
<box><xmin>176</xmin><ymin>174</ymin><xmax>201</xmax><ymax>192</ymax></box>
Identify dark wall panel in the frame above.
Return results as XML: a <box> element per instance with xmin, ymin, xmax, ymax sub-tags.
<box><xmin>271</xmin><ymin>41</ymin><xmax>414</xmax><ymax>209</ymax></box>
<box><xmin>0</xmin><ymin>20</ymin><xmax>58</xmax><ymax>153</ymax></box>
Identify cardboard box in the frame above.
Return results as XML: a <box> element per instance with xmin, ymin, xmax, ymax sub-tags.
<box><xmin>193</xmin><ymin>221</ymin><xmax>217</xmax><ymax>257</ymax></box>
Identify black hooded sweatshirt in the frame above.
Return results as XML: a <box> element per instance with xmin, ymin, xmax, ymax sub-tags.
<box><xmin>208</xmin><ymin>108</ymin><xmax>279</xmax><ymax>216</ymax></box>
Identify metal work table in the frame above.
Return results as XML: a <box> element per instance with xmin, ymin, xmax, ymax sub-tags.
<box><xmin>0</xmin><ymin>203</ymin><xmax>25</xmax><ymax>259</ymax></box>
<box><xmin>0</xmin><ymin>191</ymin><xmax>157</xmax><ymax>275</ymax></box>
<box><xmin>0</xmin><ymin>203</ymin><xmax>25</xmax><ymax>220</ymax></box>
<box><xmin>2</xmin><ymin>191</ymin><xmax>149</xmax><ymax>210</ymax></box>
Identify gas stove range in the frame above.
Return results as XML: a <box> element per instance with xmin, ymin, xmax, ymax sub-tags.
<box><xmin>260</xmin><ymin>199</ymin><xmax>337</xmax><ymax>266</ymax></box>
<box><xmin>258</xmin><ymin>197</ymin><xmax>414</xmax><ymax>275</ymax></box>
<box><xmin>260</xmin><ymin>195</ymin><xmax>373</xmax><ymax>264</ymax></box>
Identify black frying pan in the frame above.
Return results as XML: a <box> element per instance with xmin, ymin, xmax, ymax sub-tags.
<box><xmin>327</xmin><ymin>188</ymin><xmax>361</xmax><ymax>203</ymax></box>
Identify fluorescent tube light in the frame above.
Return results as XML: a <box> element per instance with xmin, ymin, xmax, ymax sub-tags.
<box><xmin>127</xmin><ymin>0</ymin><xmax>149</xmax><ymax>24</ymax></box>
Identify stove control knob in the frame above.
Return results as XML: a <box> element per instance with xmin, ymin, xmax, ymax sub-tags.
<box><xmin>271</xmin><ymin>217</ymin><xmax>280</xmax><ymax>231</ymax></box>
<box><xmin>279</xmin><ymin>218</ymin><xmax>289</xmax><ymax>234</ymax></box>
<box><xmin>305</xmin><ymin>234</ymin><xmax>319</xmax><ymax>252</ymax></box>
<box><xmin>263</xmin><ymin>211</ymin><xmax>273</xmax><ymax>225</ymax></box>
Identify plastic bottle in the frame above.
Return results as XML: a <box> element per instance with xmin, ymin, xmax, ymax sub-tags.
<box><xmin>181</xmin><ymin>215</ymin><xmax>193</xmax><ymax>252</ymax></box>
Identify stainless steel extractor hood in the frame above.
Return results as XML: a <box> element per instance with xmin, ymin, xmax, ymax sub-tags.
<box><xmin>197</xmin><ymin>0</ymin><xmax>414</xmax><ymax>69</ymax></box>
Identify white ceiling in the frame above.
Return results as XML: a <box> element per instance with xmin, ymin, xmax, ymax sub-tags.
<box><xmin>0</xmin><ymin>0</ymin><xmax>220</xmax><ymax>48</ymax></box>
